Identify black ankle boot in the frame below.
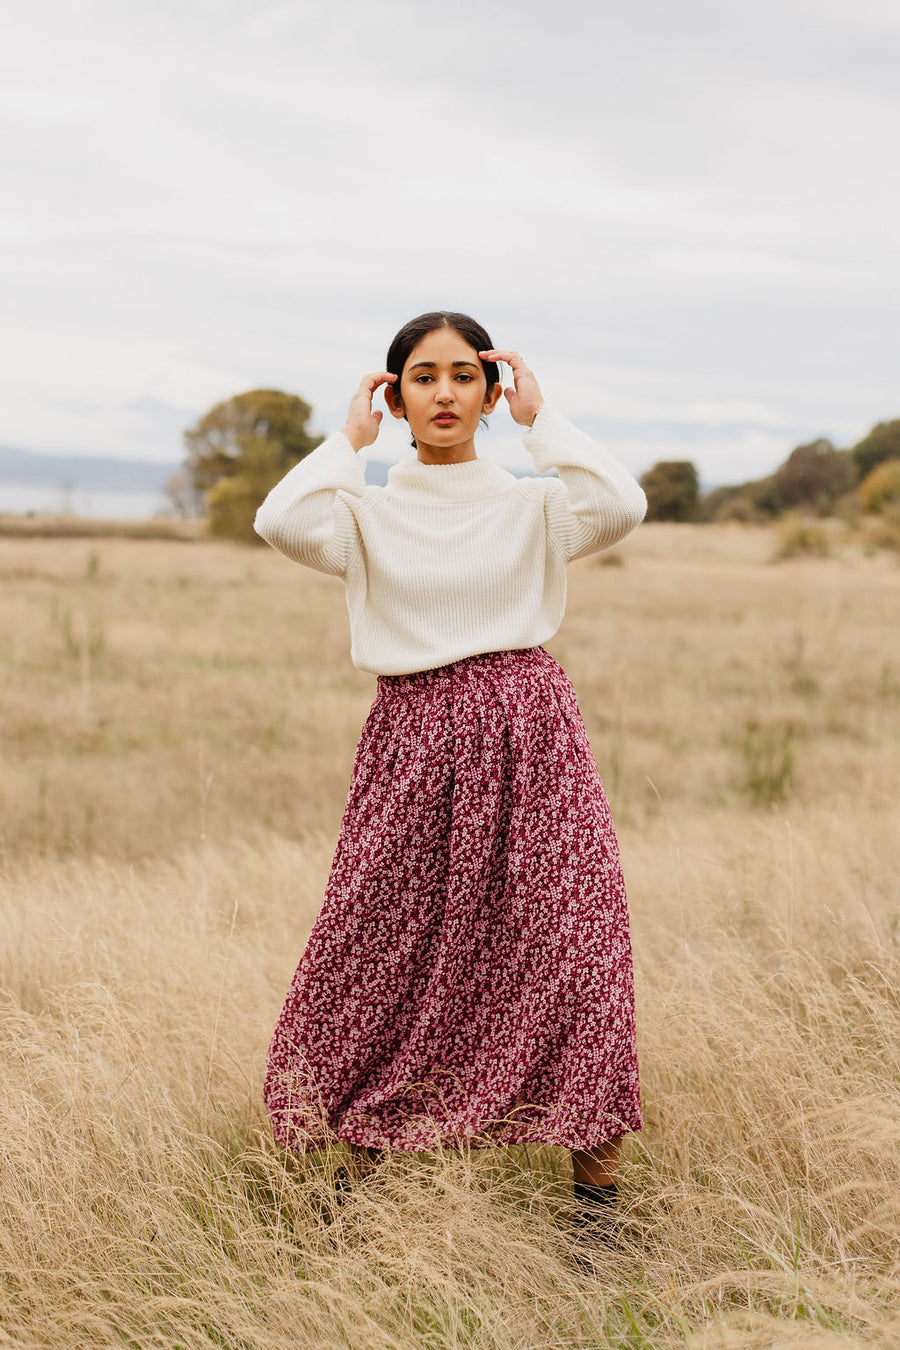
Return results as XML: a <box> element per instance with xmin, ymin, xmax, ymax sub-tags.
<box><xmin>332</xmin><ymin>1149</ymin><xmax>387</xmax><ymax>1208</ymax></box>
<box><xmin>333</xmin><ymin>1165</ymin><xmax>353</xmax><ymax>1205</ymax></box>
<box><xmin>570</xmin><ymin>1180</ymin><xmax>619</xmax><ymax>1268</ymax></box>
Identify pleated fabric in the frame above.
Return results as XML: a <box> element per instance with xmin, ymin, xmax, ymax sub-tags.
<box><xmin>264</xmin><ymin>645</ymin><xmax>642</xmax><ymax>1152</ymax></box>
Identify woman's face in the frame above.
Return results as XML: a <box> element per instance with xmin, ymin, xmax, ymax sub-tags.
<box><xmin>386</xmin><ymin>327</ymin><xmax>503</xmax><ymax>462</ymax></box>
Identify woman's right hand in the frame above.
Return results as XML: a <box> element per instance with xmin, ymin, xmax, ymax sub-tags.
<box><xmin>342</xmin><ymin>372</ymin><xmax>398</xmax><ymax>452</ymax></box>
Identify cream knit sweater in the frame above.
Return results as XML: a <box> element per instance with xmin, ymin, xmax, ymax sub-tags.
<box><xmin>254</xmin><ymin>402</ymin><xmax>647</xmax><ymax>676</ymax></box>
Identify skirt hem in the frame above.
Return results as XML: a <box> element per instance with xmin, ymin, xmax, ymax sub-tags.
<box><xmin>269</xmin><ymin>1102</ymin><xmax>644</xmax><ymax>1156</ymax></box>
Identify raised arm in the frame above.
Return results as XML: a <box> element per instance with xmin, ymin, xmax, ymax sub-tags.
<box><xmin>525</xmin><ymin>405</ymin><xmax>647</xmax><ymax>562</ymax></box>
<box><xmin>480</xmin><ymin>349</ymin><xmax>647</xmax><ymax>563</ymax></box>
<box><xmin>253</xmin><ymin>371</ymin><xmax>396</xmax><ymax>576</ymax></box>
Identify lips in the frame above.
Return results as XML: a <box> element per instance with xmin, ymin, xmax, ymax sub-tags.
<box><xmin>432</xmin><ymin>414</ymin><xmax>458</xmax><ymax>424</ymax></box>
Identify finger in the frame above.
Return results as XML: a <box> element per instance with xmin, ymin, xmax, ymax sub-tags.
<box><xmin>357</xmin><ymin>371</ymin><xmax>397</xmax><ymax>394</ymax></box>
<box><xmin>372</xmin><ymin>409</ymin><xmax>383</xmax><ymax>426</ymax></box>
<box><xmin>478</xmin><ymin>349</ymin><xmax>526</xmax><ymax>370</ymax></box>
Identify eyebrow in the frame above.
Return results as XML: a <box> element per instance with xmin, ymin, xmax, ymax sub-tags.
<box><xmin>408</xmin><ymin>360</ymin><xmax>480</xmax><ymax>371</ymax></box>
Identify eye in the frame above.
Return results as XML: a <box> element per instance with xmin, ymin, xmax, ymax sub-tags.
<box><xmin>414</xmin><ymin>374</ymin><xmax>434</xmax><ymax>384</ymax></box>
<box><xmin>456</xmin><ymin>373</ymin><xmax>473</xmax><ymax>382</ymax></box>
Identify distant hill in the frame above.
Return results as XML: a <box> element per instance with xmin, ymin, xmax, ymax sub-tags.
<box><xmin>0</xmin><ymin>445</ymin><xmax>181</xmax><ymax>493</ymax></box>
<box><xmin>0</xmin><ymin>446</ymin><xmax>548</xmax><ymax>494</ymax></box>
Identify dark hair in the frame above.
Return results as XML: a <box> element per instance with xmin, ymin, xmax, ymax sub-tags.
<box><xmin>386</xmin><ymin>313</ymin><xmax>500</xmax><ymax>446</ymax></box>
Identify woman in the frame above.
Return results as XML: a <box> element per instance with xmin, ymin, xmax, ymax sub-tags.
<box><xmin>254</xmin><ymin>311</ymin><xmax>647</xmax><ymax>1255</ymax></box>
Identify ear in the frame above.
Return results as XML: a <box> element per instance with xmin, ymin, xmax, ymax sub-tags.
<box><xmin>384</xmin><ymin>383</ymin><xmax>406</xmax><ymax>420</ymax></box>
<box><xmin>482</xmin><ymin>383</ymin><xmax>504</xmax><ymax>416</ymax></box>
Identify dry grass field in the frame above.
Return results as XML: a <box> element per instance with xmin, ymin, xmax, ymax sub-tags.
<box><xmin>1</xmin><ymin>521</ymin><xmax>898</xmax><ymax>1349</ymax></box>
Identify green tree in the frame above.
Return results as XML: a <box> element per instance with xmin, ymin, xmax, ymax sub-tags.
<box><xmin>852</xmin><ymin>420</ymin><xmax>900</xmax><ymax>480</ymax></box>
<box><xmin>640</xmin><ymin>461</ymin><xmax>700</xmax><ymax>522</ymax></box>
<box><xmin>184</xmin><ymin>389</ymin><xmax>323</xmax><ymax>541</ymax></box>
<box><xmin>773</xmin><ymin>438</ymin><xmax>857</xmax><ymax>512</ymax></box>
<box><xmin>204</xmin><ymin>437</ymin><xmax>289</xmax><ymax>542</ymax></box>
<box><xmin>747</xmin><ymin>474</ymin><xmax>782</xmax><ymax>518</ymax></box>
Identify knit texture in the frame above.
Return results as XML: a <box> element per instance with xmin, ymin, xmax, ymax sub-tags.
<box><xmin>254</xmin><ymin>403</ymin><xmax>647</xmax><ymax>676</ymax></box>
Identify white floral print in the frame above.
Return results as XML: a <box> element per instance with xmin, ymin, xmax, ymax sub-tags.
<box><xmin>264</xmin><ymin>645</ymin><xmax>642</xmax><ymax>1153</ymax></box>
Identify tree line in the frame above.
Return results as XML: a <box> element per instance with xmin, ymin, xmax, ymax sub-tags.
<box><xmin>169</xmin><ymin>389</ymin><xmax>900</xmax><ymax>541</ymax></box>
<box><xmin>641</xmin><ymin>421</ymin><xmax>900</xmax><ymax>523</ymax></box>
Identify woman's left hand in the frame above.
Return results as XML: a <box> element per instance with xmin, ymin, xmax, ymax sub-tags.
<box><xmin>478</xmin><ymin>349</ymin><xmax>544</xmax><ymax>427</ymax></box>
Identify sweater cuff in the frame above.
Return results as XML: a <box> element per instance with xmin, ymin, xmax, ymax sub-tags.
<box><xmin>521</xmin><ymin>404</ymin><xmax>595</xmax><ymax>473</ymax></box>
<box><xmin>521</xmin><ymin>404</ymin><xmax>648</xmax><ymax>519</ymax></box>
<box><xmin>253</xmin><ymin>429</ymin><xmax>368</xmax><ymax>542</ymax></box>
<box><xmin>305</xmin><ymin>430</ymin><xmax>368</xmax><ymax>490</ymax></box>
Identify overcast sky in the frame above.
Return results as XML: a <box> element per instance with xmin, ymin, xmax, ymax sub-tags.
<box><xmin>2</xmin><ymin>0</ymin><xmax>898</xmax><ymax>483</ymax></box>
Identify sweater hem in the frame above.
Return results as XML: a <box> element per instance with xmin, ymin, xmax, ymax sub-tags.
<box><xmin>353</xmin><ymin>633</ymin><xmax>561</xmax><ymax>678</ymax></box>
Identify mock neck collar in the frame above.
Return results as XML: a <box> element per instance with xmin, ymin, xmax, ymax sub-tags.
<box><xmin>385</xmin><ymin>454</ymin><xmax>517</xmax><ymax>502</ymax></box>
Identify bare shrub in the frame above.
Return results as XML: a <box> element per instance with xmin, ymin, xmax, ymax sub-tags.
<box><xmin>859</xmin><ymin>459</ymin><xmax>900</xmax><ymax>514</ymax></box>
<box><xmin>737</xmin><ymin>718</ymin><xmax>795</xmax><ymax>805</ymax></box>
<box><xmin>772</xmin><ymin>516</ymin><xmax>830</xmax><ymax>560</ymax></box>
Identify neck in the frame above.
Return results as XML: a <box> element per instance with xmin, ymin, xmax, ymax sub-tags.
<box><xmin>385</xmin><ymin>452</ymin><xmax>516</xmax><ymax>502</ymax></box>
<box><xmin>414</xmin><ymin>435</ymin><xmax>478</xmax><ymax>465</ymax></box>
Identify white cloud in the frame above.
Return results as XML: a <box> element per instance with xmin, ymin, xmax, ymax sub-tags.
<box><xmin>0</xmin><ymin>0</ymin><xmax>898</xmax><ymax>481</ymax></box>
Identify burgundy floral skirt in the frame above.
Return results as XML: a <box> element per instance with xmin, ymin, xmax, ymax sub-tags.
<box><xmin>264</xmin><ymin>645</ymin><xmax>642</xmax><ymax>1153</ymax></box>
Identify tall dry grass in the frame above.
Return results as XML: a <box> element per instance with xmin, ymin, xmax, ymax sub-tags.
<box><xmin>1</xmin><ymin>523</ymin><xmax>899</xmax><ymax>1348</ymax></box>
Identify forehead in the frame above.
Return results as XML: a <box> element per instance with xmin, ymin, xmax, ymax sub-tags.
<box><xmin>405</xmin><ymin>327</ymin><xmax>481</xmax><ymax>368</ymax></box>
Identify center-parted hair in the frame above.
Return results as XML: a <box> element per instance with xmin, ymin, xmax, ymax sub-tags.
<box><xmin>386</xmin><ymin>312</ymin><xmax>500</xmax><ymax>396</ymax></box>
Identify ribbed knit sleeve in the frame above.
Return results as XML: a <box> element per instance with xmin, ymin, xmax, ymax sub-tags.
<box><xmin>523</xmin><ymin>404</ymin><xmax>647</xmax><ymax>563</ymax></box>
<box><xmin>253</xmin><ymin>431</ymin><xmax>366</xmax><ymax>577</ymax></box>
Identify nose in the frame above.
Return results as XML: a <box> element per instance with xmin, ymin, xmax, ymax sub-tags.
<box><xmin>434</xmin><ymin>378</ymin><xmax>454</xmax><ymax>403</ymax></box>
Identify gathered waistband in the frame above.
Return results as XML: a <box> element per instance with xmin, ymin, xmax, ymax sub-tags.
<box><xmin>376</xmin><ymin>645</ymin><xmax>556</xmax><ymax>693</ymax></box>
